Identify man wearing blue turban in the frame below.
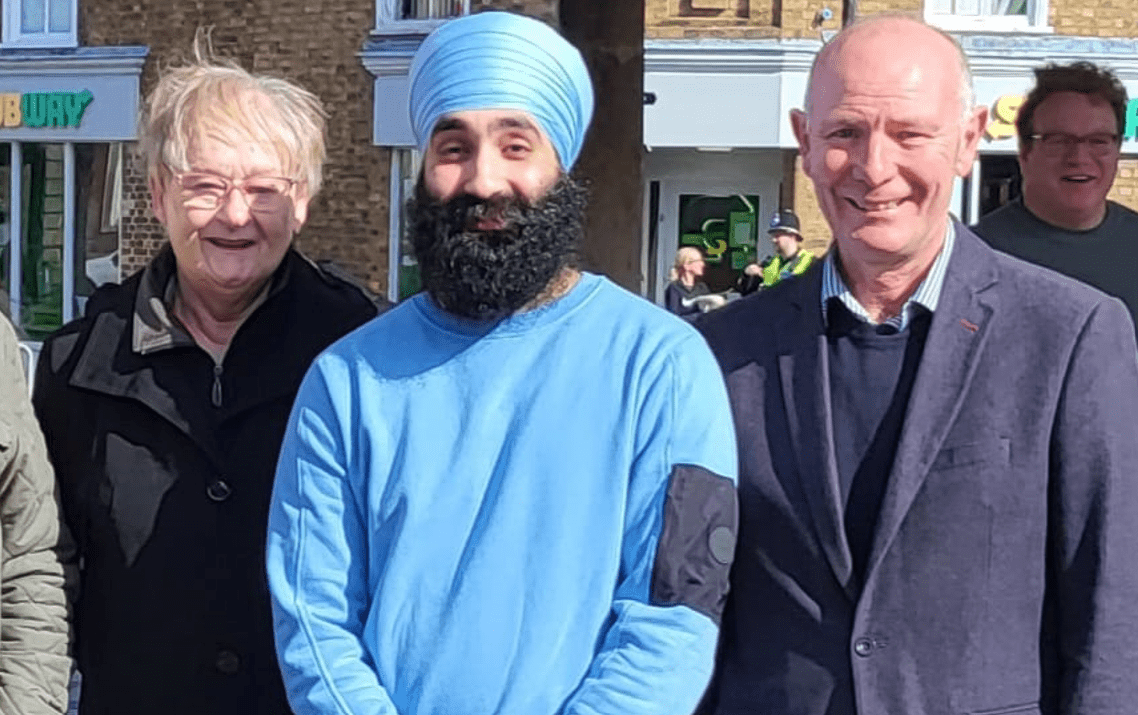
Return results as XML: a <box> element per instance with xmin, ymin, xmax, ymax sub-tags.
<box><xmin>267</xmin><ymin>11</ymin><xmax>739</xmax><ymax>715</ymax></box>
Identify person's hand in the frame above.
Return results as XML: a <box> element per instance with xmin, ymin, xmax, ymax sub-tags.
<box><xmin>700</xmin><ymin>294</ymin><xmax>728</xmax><ymax>311</ymax></box>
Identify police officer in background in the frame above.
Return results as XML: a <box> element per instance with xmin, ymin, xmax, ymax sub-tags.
<box><xmin>761</xmin><ymin>209</ymin><xmax>815</xmax><ymax>288</ymax></box>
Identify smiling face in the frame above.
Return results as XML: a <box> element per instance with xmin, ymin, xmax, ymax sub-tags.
<box><xmin>1020</xmin><ymin>91</ymin><xmax>1120</xmax><ymax>230</ymax></box>
<box><xmin>791</xmin><ymin>19</ymin><xmax>985</xmax><ymax>272</ymax></box>
<box><xmin>684</xmin><ymin>255</ymin><xmax>705</xmax><ymax>279</ymax></box>
<box><xmin>410</xmin><ymin>108</ymin><xmax>585</xmax><ymax>320</ymax></box>
<box><xmin>150</xmin><ymin>131</ymin><xmax>308</xmax><ymax>300</ymax></box>
<box><xmin>423</xmin><ymin>108</ymin><xmax>562</xmax><ymax>216</ymax></box>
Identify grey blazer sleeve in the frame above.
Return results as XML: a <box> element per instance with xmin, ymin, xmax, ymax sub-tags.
<box><xmin>1045</xmin><ymin>296</ymin><xmax>1138</xmax><ymax>713</ymax></box>
<box><xmin>0</xmin><ymin>317</ymin><xmax>75</xmax><ymax>715</ymax></box>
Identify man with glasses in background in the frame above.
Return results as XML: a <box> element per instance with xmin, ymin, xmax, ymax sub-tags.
<box><xmin>974</xmin><ymin>61</ymin><xmax>1138</xmax><ymax>328</ymax></box>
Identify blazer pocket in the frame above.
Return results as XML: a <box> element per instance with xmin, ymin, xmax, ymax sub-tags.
<box><xmin>931</xmin><ymin>437</ymin><xmax>1011</xmax><ymax>472</ymax></box>
<box><xmin>968</xmin><ymin>702</ymin><xmax>1039</xmax><ymax>715</ymax></box>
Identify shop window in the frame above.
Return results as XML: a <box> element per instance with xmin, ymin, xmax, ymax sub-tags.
<box><xmin>978</xmin><ymin>154</ymin><xmax>1022</xmax><ymax>219</ymax></box>
<box><xmin>677</xmin><ymin>193</ymin><xmax>760</xmax><ymax>294</ymax></box>
<box><xmin>74</xmin><ymin>143</ymin><xmax>122</xmax><ymax>309</ymax></box>
<box><xmin>1</xmin><ymin>142</ymin><xmax>121</xmax><ymax>339</ymax></box>
<box><xmin>13</xmin><ymin>143</ymin><xmax>66</xmax><ymax>339</ymax></box>
<box><xmin>375</xmin><ymin>0</ymin><xmax>468</xmax><ymax>32</ymax></box>
<box><xmin>2</xmin><ymin>0</ymin><xmax>78</xmax><ymax>48</ymax></box>
<box><xmin>925</xmin><ymin>0</ymin><xmax>1049</xmax><ymax>32</ymax></box>
<box><xmin>387</xmin><ymin>148</ymin><xmax>422</xmax><ymax>302</ymax></box>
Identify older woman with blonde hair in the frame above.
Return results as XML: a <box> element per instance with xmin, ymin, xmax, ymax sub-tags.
<box><xmin>32</xmin><ymin>43</ymin><xmax>381</xmax><ymax>715</ymax></box>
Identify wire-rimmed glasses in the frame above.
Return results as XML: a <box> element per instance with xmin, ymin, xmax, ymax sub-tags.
<box><xmin>170</xmin><ymin>170</ymin><xmax>299</xmax><ymax>213</ymax></box>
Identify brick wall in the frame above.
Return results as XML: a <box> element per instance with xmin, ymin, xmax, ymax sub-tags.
<box><xmin>474</xmin><ymin>0</ymin><xmax>558</xmax><ymax>25</ymax></box>
<box><xmin>84</xmin><ymin>0</ymin><xmax>393</xmax><ymax>290</ymax></box>
<box><xmin>1052</xmin><ymin>0</ymin><xmax>1138</xmax><ymax>37</ymax></box>
<box><xmin>1108</xmin><ymin>159</ymin><xmax>1138</xmax><ymax>212</ymax></box>
<box><xmin>646</xmin><ymin>0</ymin><xmax>782</xmax><ymax>39</ymax></box>
<box><xmin>789</xmin><ymin>153</ymin><xmax>832</xmax><ymax>255</ymax></box>
<box><xmin>854</xmin><ymin>0</ymin><xmax>922</xmax><ymax>18</ymax></box>
<box><xmin>646</xmin><ymin>0</ymin><xmax>924</xmax><ymax>39</ymax></box>
<box><xmin>778</xmin><ymin>0</ymin><xmax>840</xmax><ymax>38</ymax></box>
<box><xmin>118</xmin><ymin>144</ymin><xmax>167</xmax><ymax>274</ymax></box>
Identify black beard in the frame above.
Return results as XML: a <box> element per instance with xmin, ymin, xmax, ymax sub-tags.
<box><xmin>407</xmin><ymin>175</ymin><xmax>588</xmax><ymax>320</ymax></box>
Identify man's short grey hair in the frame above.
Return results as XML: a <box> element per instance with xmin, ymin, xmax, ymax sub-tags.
<box><xmin>803</xmin><ymin>14</ymin><xmax>976</xmax><ymax>126</ymax></box>
<box><xmin>141</xmin><ymin>35</ymin><xmax>327</xmax><ymax>194</ymax></box>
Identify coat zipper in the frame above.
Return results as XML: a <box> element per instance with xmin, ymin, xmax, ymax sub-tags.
<box><xmin>212</xmin><ymin>363</ymin><xmax>223</xmax><ymax>407</ymax></box>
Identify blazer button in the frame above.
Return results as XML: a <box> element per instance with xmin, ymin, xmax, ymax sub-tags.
<box><xmin>207</xmin><ymin>480</ymin><xmax>232</xmax><ymax>502</ymax></box>
<box><xmin>853</xmin><ymin>637</ymin><xmax>874</xmax><ymax>657</ymax></box>
<box><xmin>215</xmin><ymin>649</ymin><xmax>240</xmax><ymax>675</ymax></box>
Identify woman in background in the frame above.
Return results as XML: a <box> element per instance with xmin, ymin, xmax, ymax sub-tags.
<box><xmin>665</xmin><ymin>246</ymin><xmax>711</xmax><ymax>317</ymax></box>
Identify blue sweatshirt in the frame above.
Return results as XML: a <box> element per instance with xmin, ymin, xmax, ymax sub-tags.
<box><xmin>267</xmin><ymin>272</ymin><xmax>738</xmax><ymax>715</ymax></box>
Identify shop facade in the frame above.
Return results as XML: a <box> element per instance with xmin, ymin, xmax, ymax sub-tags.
<box><xmin>0</xmin><ymin>26</ymin><xmax>144</xmax><ymax>340</ymax></box>
<box><xmin>643</xmin><ymin>4</ymin><xmax>1138</xmax><ymax>303</ymax></box>
<box><xmin>643</xmin><ymin>39</ymin><xmax>815</xmax><ymax>300</ymax></box>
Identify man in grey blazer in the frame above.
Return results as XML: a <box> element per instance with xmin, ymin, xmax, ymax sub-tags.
<box><xmin>698</xmin><ymin>16</ymin><xmax>1138</xmax><ymax>715</ymax></box>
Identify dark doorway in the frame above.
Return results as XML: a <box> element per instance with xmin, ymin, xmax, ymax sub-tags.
<box><xmin>979</xmin><ymin>154</ymin><xmax>1022</xmax><ymax>220</ymax></box>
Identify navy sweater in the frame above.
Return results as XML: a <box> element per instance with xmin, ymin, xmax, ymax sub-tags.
<box><xmin>826</xmin><ymin>300</ymin><xmax>931</xmax><ymax>580</ymax></box>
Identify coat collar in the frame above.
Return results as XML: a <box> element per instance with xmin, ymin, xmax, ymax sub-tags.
<box><xmin>131</xmin><ymin>243</ymin><xmax>288</xmax><ymax>356</ymax></box>
<box><xmin>67</xmin><ymin>246</ymin><xmax>309</xmax><ymax>462</ymax></box>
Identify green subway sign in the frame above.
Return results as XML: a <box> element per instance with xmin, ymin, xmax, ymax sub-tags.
<box><xmin>0</xmin><ymin>90</ymin><xmax>93</xmax><ymax>128</ymax></box>
<box><xmin>1126</xmin><ymin>99</ymin><xmax>1138</xmax><ymax>141</ymax></box>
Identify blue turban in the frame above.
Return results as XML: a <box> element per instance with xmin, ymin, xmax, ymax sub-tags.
<box><xmin>408</xmin><ymin>12</ymin><xmax>594</xmax><ymax>170</ymax></box>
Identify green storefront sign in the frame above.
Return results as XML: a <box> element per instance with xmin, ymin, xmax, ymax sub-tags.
<box><xmin>0</xmin><ymin>91</ymin><xmax>93</xmax><ymax>129</ymax></box>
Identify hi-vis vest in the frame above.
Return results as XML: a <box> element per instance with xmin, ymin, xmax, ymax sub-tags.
<box><xmin>763</xmin><ymin>249</ymin><xmax>815</xmax><ymax>287</ymax></box>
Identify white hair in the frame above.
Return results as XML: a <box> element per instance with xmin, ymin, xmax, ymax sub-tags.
<box><xmin>141</xmin><ymin>32</ymin><xmax>327</xmax><ymax>194</ymax></box>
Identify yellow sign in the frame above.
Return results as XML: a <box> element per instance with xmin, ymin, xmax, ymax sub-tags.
<box><xmin>986</xmin><ymin>94</ymin><xmax>1023</xmax><ymax>141</ymax></box>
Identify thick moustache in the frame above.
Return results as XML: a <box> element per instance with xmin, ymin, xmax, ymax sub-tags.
<box><xmin>472</xmin><ymin>217</ymin><xmax>508</xmax><ymax>230</ymax></box>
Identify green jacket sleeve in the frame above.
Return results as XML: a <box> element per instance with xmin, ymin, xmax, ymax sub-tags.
<box><xmin>0</xmin><ymin>317</ymin><xmax>75</xmax><ymax>715</ymax></box>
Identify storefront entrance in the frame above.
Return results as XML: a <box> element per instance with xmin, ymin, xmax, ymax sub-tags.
<box><xmin>1</xmin><ymin>142</ymin><xmax>122</xmax><ymax>339</ymax></box>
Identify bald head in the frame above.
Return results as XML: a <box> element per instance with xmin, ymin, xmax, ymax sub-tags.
<box><xmin>788</xmin><ymin>14</ymin><xmax>987</xmax><ymax>282</ymax></box>
<box><xmin>806</xmin><ymin>16</ymin><xmax>975</xmax><ymax>122</ymax></box>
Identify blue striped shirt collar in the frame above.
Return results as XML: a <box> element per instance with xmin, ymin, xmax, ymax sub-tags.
<box><xmin>820</xmin><ymin>221</ymin><xmax>955</xmax><ymax>331</ymax></box>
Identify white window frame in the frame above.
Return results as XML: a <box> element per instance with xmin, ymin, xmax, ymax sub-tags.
<box><xmin>925</xmin><ymin>0</ymin><xmax>1051</xmax><ymax>33</ymax></box>
<box><xmin>5</xmin><ymin>141</ymin><xmax>124</xmax><ymax>333</ymax></box>
<box><xmin>374</xmin><ymin>0</ymin><xmax>470</xmax><ymax>36</ymax></box>
<box><xmin>2</xmin><ymin>0</ymin><xmax>79</xmax><ymax>48</ymax></box>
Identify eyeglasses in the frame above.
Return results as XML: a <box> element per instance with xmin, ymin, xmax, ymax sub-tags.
<box><xmin>1028</xmin><ymin>132</ymin><xmax>1120</xmax><ymax>157</ymax></box>
<box><xmin>171</xmin><ymin>170</ymin><xmax>298</xmax><ymax>213</ymax></box>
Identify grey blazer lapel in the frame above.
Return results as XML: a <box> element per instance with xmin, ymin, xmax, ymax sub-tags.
<box><xmin>777</xmin><ymin>275</ymin><xmax>858</xmax><ymax>600</ymax></box>
<box><xmin>865</xmin><ymin>224</ymin><xmax>999</xmax><ymax>580</ymax></box>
